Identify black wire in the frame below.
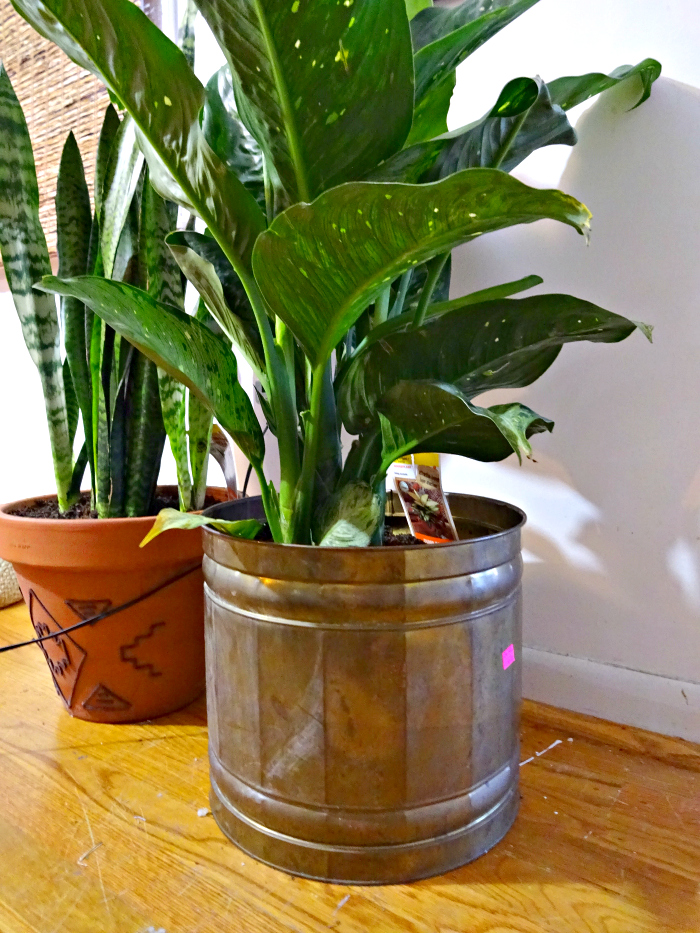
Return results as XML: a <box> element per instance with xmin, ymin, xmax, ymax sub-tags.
<box><xmin>0</xmin><ymin>561</ymin><xmax>201</xmax><ymax>655</ymax></box>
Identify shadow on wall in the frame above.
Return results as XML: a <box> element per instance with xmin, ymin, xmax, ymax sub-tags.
<box><xmin>445</xmin><ymin>76</ymin><xmax>700</xmax><ymax>686</ymax></box>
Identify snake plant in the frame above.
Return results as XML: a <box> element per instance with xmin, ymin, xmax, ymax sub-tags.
<box><xmin>9</xmin><ymin>0</ymin><xmax>659</xmax><ymax>543</ymax></box>
<box><xmin>0</xmin><ymin>2</ymin><xmax>213</xmax><ymax>516</ymax></box>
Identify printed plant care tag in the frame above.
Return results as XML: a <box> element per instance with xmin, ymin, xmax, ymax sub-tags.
<box><xmin>394</xmin><ymin>455</ymin><xmax>458</xmax><ymax>543</ymax></box>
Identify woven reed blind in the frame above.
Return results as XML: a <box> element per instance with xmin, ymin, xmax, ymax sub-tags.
<box><xmin>0</xmin><ymin>0</ymin><xmax>110</xmax><ymax>261</ymax></box>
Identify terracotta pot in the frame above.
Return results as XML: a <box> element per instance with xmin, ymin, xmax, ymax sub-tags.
<box><xmin>0</xmin><ymin>486</ymin><xmax>227</xmax><ymax>723</ymax></box>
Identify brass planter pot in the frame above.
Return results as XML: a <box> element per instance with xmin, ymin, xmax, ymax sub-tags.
<box><xmin>202</xmin><ymin>493</ymin><xmax>525</xmax><ymax>884</ymax></box>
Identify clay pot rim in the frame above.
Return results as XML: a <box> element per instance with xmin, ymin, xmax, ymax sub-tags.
<box><xmin>0</xmin><ymin>485</ymin><xmax>228</xmax><ymax>527</ymax></box>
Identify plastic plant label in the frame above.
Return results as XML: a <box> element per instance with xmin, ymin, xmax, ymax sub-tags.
<box><xmin>502</xmin><ymin>644</ymin><xmax>515</xmax><ymax>670</ymax></box>
<box><xmin>394</xmin><ymin>458</ymin><xmax>458</xmax><ymax>543</ymax></box>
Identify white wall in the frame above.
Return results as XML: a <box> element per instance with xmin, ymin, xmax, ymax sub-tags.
<box><xmin>443</xmin><ymin>0</ymin><xmax>700</xmax><ymax>740</ymax></box>
<box><xmin>2</xmin><ymin>0</ymin><xmax>700</xmax><ymax>736</ymax></box>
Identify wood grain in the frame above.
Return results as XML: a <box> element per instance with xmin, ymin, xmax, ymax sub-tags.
<box><xmin>1</xmin><ymin>600</ymin><xmax>699</xmax><ymax>932</ymax></box>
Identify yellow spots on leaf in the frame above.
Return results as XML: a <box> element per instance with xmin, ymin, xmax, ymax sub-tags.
<box><xmin>326</xmin><ymin>112</ymin><xmax>339</xmax><ymax>125</ymax></box>
<box><xmin>335</xmin><ymin>39</ymin><xmax>350</xmax><ymax>71</ymax></box>
<box><xmin>295</xmin><ymin>38</ymin><xmax>301</xmax><ymax>48</ymax></box>
<box><xmin>301</xmin><ymin>269</ymin><xmax>309</xmax><ymax>278</ymax></box>
<box><xmin>495</xmin><ymin>337</ymin><xmax>499</xmax><ymax>342</ymax></box>
<box><xmin>385</xmin><ymin>194</ymin><xmax>392</xmax><ymax>199</ymax></box>
<box><xmin>365</xmin><ymin>221</ymin><xmax>372</xmax><ymax>229</ymax></box>
<box><xmin>349</xmin><ymin>16</ymin><xmax>355</xmax><ymax>26</ymax></box>
<box><xmin>357</xmin><ymin>209</ymin><xmax>363</xmax><ymax>214</ymax></box>
<box><xmin>398</xmin><ymin>211</ymin><xmax>403</xmax><ymax>216</ymax></box>
<box><xmin>433</xmin><ymin>207</ymin><xmax>439</xmax><ymax>212</ymax></box>
<box><xmin>291</xmin><ymin>0</ymin><xmax>300</xmax><ymax>10</ymax></box>
<box><xmin>484</xmin><ymin>321</ymin><xmax>490</xmax><ymax>327</ymax></box>
<box><xmin>340</xmin><ymin>227</ymin><xmax>346</xmax><ymax>233</ymax></box>
<box><xmin>344</xmin><ymin>0</ymin><xmax>353</xmax><ymax>5</ymax></box>
<box><xmin>469</xmin><ymin>212</ymin><xmax>477</xmax><ymax>218</ymax></box>
<box><xmin>312</xmin><ymin>59</ymin><xmax>317</xmax><ymax>67</ymax></box>
<box><xmin>332</xmin><ymin>223</ymin><xmax>337</xmax><ymax>229</ymax></box>
<box><xmin>163</xmin><ymin>96</ymin><xmax>172</xmax><ymax>106</ymax></box>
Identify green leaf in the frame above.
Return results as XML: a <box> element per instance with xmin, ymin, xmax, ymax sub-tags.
<box><xmin>377</xmin><ymin>381</ymin><xmax>553</xmax><ymax>473</ymax></box>
<box><xmin>179</xmin><ymin>0</ymin><xmax>197</xmax><ymax>69</ymax></box>
<box><xmin>9</xmin><ymin>0</ymin><xmax>266</xmax><ymax>278</ymax></box>
<box><xmin>549</xmin><ymin>59</ymin><xmax>662</xmax><ymax>112</ymax></box>
<box><xmin>0</xmin><ymin>66</ymin><xmax>73</xmax><ymax>510</ymax></box>
<box><xmin>140</xmin><ymin>508</ymin><xmax>262</xmax><ymax>547</ymax></box>
<box><xmin>406</xmin><ymin>0</ymin><xmax>431</xmax><ymax>19</ymax></box>
<box><xmin>124</xmin><ymin>353</ymin><xmax>165</xmax><ymax>516</ymax></box>
<box><xmin>411</xmin><ymin>0</ymin><xmax>540</xmax><ymax>117</ymax></box>
<box><xmin>406</xmin><ymin>72</ymin><xmax>455</xmax><ymax>146</ymax></box>
<box><xmin>56</xmin><ymin>130</ymin><xmax>93</xmax><ymax>481</ymax></box>
<box><xmin>94</xmin><ymin>105</ymin><xmax>121</xmax><ymax>218</ymax></box>
<box><xmin>203</xmin><ymin>66</ymin><xmax>265</xmax><ymax>210</ymax></box>
<box><xmin>373</xmin><ymin>77</ymin><xmax>576</xmax><ymax>183</ymax></box>
<box><xmin>338</xmin><ymin>293</ymin><xmax>642</xmax><ymax>434</ymax></box>
<box><xmin>99</xmin><ymin>116</ymin><xmax>144</xmax><ymax>278</ymax></box>
<box><xmin>315</xmin><ymin>482</ymin><xmax>381</xmax><ymax>547</ymax></box>
<box><xmin>188</xmin><ymin>391</ymin><xmax>214</xmax><ymax>511</ymax></box>
<box><xmin>194</xmin><ymin>0</ymin><xmax>414</xmax><ymax>202</ymax></box>
<box><xmin>253</xmin><ymin>169</ymin><xmax>591</xmax><ymax>368</ymax></box>
<box><xmin>37</xmin><ymin>275</ymin><xmax>266</xmax><ymax>468</ymax></box>
<box><xmin>166</xmin><ymin>230</ymin><xmax>265</xmax><ymax>378</ymax></box>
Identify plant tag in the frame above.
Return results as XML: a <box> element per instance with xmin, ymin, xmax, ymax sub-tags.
<box><xmin>394</xmin><ymin>456</ymin><xmax>458</xmax><ymax>543</ymax></box>
<box><xmin>390</xmin><ymin>455</ymin><xmax>418</xmax><ymax>481</ymax></box>
<box><xmin>502</xmin><ymin>644</ymin><xmax>515</xmax><ymax>670</ymax></box>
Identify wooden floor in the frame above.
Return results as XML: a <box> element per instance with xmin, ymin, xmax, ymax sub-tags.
<box><xmin>1</xmin><ymin>601</ymin><xmax>699</xmax><ymax>933</ymax></box>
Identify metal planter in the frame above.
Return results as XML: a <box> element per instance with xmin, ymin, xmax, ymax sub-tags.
<box><xmin>202</xmin><ymin>493</ymin><xmax>525</xmax><ymax>884</ymax></box>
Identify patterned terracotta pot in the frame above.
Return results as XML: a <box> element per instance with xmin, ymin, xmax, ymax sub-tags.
<box><xmin>0</xmin><ymin>486</ymin><xmax>224</xmax><ymax>722</ymax></box>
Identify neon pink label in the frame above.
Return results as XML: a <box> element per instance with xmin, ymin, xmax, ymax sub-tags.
<box><xmin>502</xmin><ymin>644</ymin><xmax>515</xmax><ymax>670</ymax></box>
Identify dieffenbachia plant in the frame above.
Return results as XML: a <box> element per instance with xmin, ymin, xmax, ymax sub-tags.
<box><xmin>0</xmin><ymin>2</ymin><xmax>214</xmax><ymax>516</ymax></box>
<box><xmin>10</xmin><ymin>0</ymin><xmax>659</xmax><ymax>543</ymax></box>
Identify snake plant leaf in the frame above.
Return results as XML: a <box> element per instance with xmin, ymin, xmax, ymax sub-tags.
<box><xmin>253</xmin><ymin>169</ymin><xmax>591</xmax><ymax>368</ymax></box>
<box><xmin>179</xmin><ymin>0</ymin><xmax>197</xmax><ymax>69</ymax></box>
<box><xmin>9</xmin><ymin>0</ymin><xmax>266</xmax><ymax>279</ymax></box>
<box><xmin>203</xmin><ymin>66</ymin><xmax>265</xmax><ymax>211</ymax></box>
<box><xmin>377</xmin><ymin>381</ymin><xmax>553</xmax><ymax>475</ymax></box>
<box><xmin>549</xmin><ymin>59</ymin><xmax>662</xmax><ymax>112</ymax></box>
<box><xmin>56</xmin><ymin>130</ymin><xmax>93</xmax><ymax>478</ymax></box>
<box><xmin>373</xmin><ymin>77</ymin><xmax>576</xmax><ymax>183</ymax></box>
<box><xmin>0</xmin><ymin>66</ymin><xmax>73</xmax><ymax>510</ymax></box>
<box><xmin>62</xmin><ymin>358</ymin><xmax>79</xmax><ymax>447</ymax></box>
<box><xmin>166</xmin><ymin>229</ymin><xmax>265</xmax><ymax>379</ymax></box>
<box><xmin>94</xmin><ymin>105</ymin><xmax>121</xmax><ymax>218</ymax></box>
<box><xmin>194</xmin><ymin>0</ymin><xmax>414</xmax><ymax>203</ymax></box>
<box><xmin>100</xmin><ymin>117</ymin><xmax>145</xmax><ymax>279</ymax></box>
<box><xmin>140</xmin><ymin>508</ymin><xmax>262</xmax><ymax>547</ymax></box>
<box><xmin>411</xmin><ymin>0</ymin><xmax>540</xmax><ymax>118</ymax></box>
<box><xmin>188</xmin><ymin>390</ymin><xmax>214</xmax><ymax>511</ymax></box>
<box><xmin>338</xmin><ymin>294</ymin><xmax>643</xmax><ymax>434</ymax></box>
<box><xmin>124</xmin><ymin>352</ymin><xmax>166</xmax><ymax>516</ymax></box>
<box><xmin>38</xmin><ymin>276</ymin><xmax>266</xmax><ymax>468</ymax></box>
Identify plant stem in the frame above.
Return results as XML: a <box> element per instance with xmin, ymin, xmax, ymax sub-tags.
<box><xmin>370</xmin><ymin>284</ymin><xmax>391</xmax><ymax>328</ymax></box>
<box><xmin>389</xmin><ymin>270</ymin><xmax>413</xmax><ymax>319</ymax></box>
<box><xmin>491</xmin><ymin>109</ymin><xmax>529</xmax><ymax>170</ymax></box>
<box><xmin>255</xmin><ymin>462</ymin><xmax>283</xmax><ymax>542</ymax></box>
<box><xmin>412</xmin><ymin>253</ymin><xmax>449</xmax><ymax>329</ymax></box>
<box><xmin>292</xmin><ymin>363</ymin><xmax>326</xmax><ymax>543</ymax></box>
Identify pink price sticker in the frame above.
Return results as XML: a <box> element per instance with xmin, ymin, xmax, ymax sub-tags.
<box><xmin>502</xmin><ymin>644</ymin><xmax>515</xmax><ymax>670</ymax></box>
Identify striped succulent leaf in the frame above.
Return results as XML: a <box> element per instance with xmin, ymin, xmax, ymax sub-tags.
<box><xmin>0</xmin><ymin>66</ymin><xmax>74</xmax><ymax>510</ymax></box>
<box><xmin>100</xmin><ymin>116</ymin><xmax>145</xmax><ymax>279</ymax></box>
<box><xmin>179</xmin><ymin>0</ymin><xmax>197</xmax><ymax>70</ymax></box>
<box><xmin>189</xmin><ymin>392</ymin><xmax>213</xmax><ymax>510</ymax></box>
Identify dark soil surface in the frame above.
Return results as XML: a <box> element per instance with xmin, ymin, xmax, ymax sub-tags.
<box><xmin>7</xmin><ymin>490</ymin><xmax>223</xmax><ymax>520</ymax></box>
<box><xmin>383</xmin><ymin>529</ymin><xmax>421</xmax><ymax>547</ymax></box>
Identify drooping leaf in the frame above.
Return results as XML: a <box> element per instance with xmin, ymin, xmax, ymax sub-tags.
<box><xmin>166</xmin><ymin>229</ymin><xmax>264</xmax><ymax>378</ymax></box>
<box><xmin>210</xmin><ymin>424</ymin><xmax>238</xmax><ymax>497</ymax></box>
<box><xmin>56</xmin><ymin>131</ymin><xmax>93</xmax><ymax>480</ymax></box>
<box><xmin>411</xmin><ymin>0</ymin><xmax>540</xmax><ymax>119</ymax></box>
<box><xmin>194</xmin><ymin>0</ymin><xmax>414</xmax><ymax>202</ymax></box>
<box><xmin>338</xmin><ymin>293</ymin><xmax>643</xmax><ymax>434</ymax></box>
<box><xmin>253</xmin><ymin>169</ymin><xmax>591</xmax><ymax>368</ymax></box>
<box><xmin>10</xmin><ymin>0</ymin><xmax>266</xmax><ymax>279</ymax></box>
<box><xmin>549</xmin><ymin>59</ymin><xmax>662</xmax><ymax>112</ymax></box>
<box><xmin>377</xmin><ymin>381</ymin><xmax>553</xmax><ymax>475</ymax></box>
<box><xmin>203</xmin><ymin>66</ymin><xmax>265</xmax><ymax>210</ymax></box>
<box><xmin>0</xmin><ymin>66</ymin><xmax>73</xmax><ymax>509</ymax></box>
<box><xmin>37</xmin><ymin>275</ymin><xmax>266</xmax><ymax>467</ymax></box>
<box><xmin>140</xmin><ymin>508</ymin><xmax>262</xmax><ymax>547</ymax></box>
<box><xmin>372</xmin><ymin>77</ymin><xmax>576</xmax><ymax>183</ymax></box>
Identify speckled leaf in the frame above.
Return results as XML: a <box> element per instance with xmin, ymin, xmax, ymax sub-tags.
<box><xmin>179</xmin><ymin>0</ymin><xmax>197</xmax><ymax>69</ymax></box>
<box><xmin>194</xmin><ymin>0</ymin><xmax>414</xmax><ymax>203</ymax></box>
<box><xmin>38</xmin><ymin>276</ymin><xmax>265</xmax><ymax>467</ymax></box>
<box><xmin>10</xmin><ymin>0</ymin><xmax>266</xmax><ymax>278</ymax></box>
<box><xmin>253</xmin><ymin>169</ymin><xmax>591</xmax><ymax>368</ymax></box>
<box><xmin>0</xmin><ymin>66</ymin><xmax>73</xmax><ymax>509</ymax></box>
<box><xmin>549</xmin><ymin>59</ymin><xmax>661</xmax><ymax>112</ymax></box>
<box><xmin>338</xmin><ymin>293</ymin><xmax>642</xmax><ymax>434</ymax></box>
<box><xmin>94</xmin><ymin>105</ymin><xmax>121</xmax><ymax>217</ymax></box>
<box><xmin>372</xmin><ymin>77</ymin><xmax>576</xmax><ymax>183</ymax></box>
<box><xmin>99</xmin><ymin>117</ymin><xmax>144</xmax><ymax>279</ymax></box>
<box><xmin>377</xmin><ymin>381</ymin><xmax>553</xmax><ymax>475</ymax></box>
<box><xmin>411</xmin><ymin>0</ymin><xmax>540</xmax><ymax>120</ymax></box>
<box><xmin>166</xmin><ymin>229</ymin><xmax>264</xmax><ymax>378</ymax></box>
<box><xmin>406</xmin><ymin>71</ymin><xmax>455</xmax><ymax>146</ymax></box>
